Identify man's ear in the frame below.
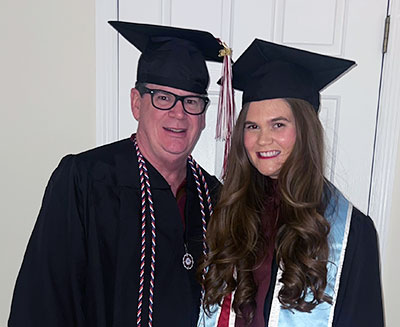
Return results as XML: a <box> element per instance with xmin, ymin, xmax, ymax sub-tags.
<box><xmin>200</xmin><ymin>114</ymin><xmax>206</xmax><ymax>131</ymax></box>
<box><xmin>131</xmin><ymin>88</ymin><xmax>141</xmax><ymax>121</ymax></box>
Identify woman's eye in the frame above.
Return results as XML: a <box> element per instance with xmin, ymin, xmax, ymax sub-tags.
<box><xmin>274</xmin><ymin>122</ymin><xmax>285</xmax><ymax>128</ymax></box>
<box><xmin>244</xmin><ymin>124</ymin><xmax>258</xmax><ymax>130</ymax></box>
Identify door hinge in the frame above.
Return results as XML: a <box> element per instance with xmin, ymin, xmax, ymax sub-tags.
<box><xmin>383</xmin><ymin>15</ymin><xmax>390</xmax><ymax>54</ymax></box>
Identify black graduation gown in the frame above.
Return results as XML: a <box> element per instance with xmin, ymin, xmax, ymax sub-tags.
<box><xmin>8</xmin><ymin>138</ymin><xmax>220</xmax><ymax>327</ymax></box>
<box><xmin>264</xmin><ymin>207</ymin><xmax>384</xmax><ymax>326</ymax></box>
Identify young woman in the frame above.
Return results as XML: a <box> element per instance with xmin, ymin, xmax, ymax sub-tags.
<box><xmin>198</xmin><ymin>39</ymin><xmax>384</xmax><ymax>327</ymax></box>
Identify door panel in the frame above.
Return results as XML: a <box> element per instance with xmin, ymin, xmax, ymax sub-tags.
<box><xmin>117</xmin><ymin>0</ymin><xmax>388</xmax><ymax>215</ymax></box>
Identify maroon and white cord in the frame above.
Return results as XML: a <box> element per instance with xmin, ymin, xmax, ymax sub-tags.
<box><xmin>133</xmin><ymin>136</ymin><xmax>213</xmax><ymax>326</ymax></box>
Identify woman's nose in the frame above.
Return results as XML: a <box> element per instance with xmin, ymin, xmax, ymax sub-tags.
<box><xmin>257</xmin><ymin>129</ymin><xmax>273</xmax><ymax>145</ymax></box>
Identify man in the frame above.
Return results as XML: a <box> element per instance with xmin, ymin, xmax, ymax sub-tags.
<box><xmin>8</xmin><ymin>21</ymin><xmax>226</xmax><ymax>326</ymax></box>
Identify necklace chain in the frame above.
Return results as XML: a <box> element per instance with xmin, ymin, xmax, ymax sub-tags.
<box><xmin>133</xmin><ymin>135</ymin><xmax>212</xmax><ymax>326</ymax></box>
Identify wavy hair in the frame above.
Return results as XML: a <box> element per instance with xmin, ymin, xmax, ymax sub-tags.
<box><xmin>200</xmin><ymin>98</ymin><xmax>332</xmax><ymax>322</ymax></box>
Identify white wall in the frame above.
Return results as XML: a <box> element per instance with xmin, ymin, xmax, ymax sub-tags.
<box><xmin>383</xmin><ymin>139</ymin><xmax>400</xmax><ymax>327</ymax></box>
<box><xmin>0</xmin><ymin>0</ymin><xmax>96</xmax><ymax>325</ymax></box>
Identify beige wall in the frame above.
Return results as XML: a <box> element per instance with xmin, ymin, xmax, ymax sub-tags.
<box><xmin>0</xmin><ymin>0</ymin><xmax>96</xmax><ymax>325</ymax></box>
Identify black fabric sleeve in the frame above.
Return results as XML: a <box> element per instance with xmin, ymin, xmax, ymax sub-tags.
<box><xmin>8</xmin><ymin>155</ymin><xmax>87</xmax><ymax>327</ymax></box>
<box><xmin>332</xmin><ymin>207</ymin><xmax>384</xmax><ymax>327</ymax></box>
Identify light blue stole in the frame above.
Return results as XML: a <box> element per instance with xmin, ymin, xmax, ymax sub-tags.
<box><xmin>198</xmin><ymin>189</ymin><xmax>352</xmax><ymax>327</ymax></box>
<box><xmin>268</xmin><ymin>190</ymin><xmax>352</xmax><ymax>327</ymax></box>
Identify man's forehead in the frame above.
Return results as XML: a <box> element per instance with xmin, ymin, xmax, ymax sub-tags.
<box><xmin>144</xmin><ymin>83</ymin><xmax>205</xmax><ymax>96</ymax></box>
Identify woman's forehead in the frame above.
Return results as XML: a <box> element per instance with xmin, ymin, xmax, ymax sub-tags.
<box><xmin>246</xmin><ymin>99</ymin><xmax>293</xmax><ymax>120</ymax></box>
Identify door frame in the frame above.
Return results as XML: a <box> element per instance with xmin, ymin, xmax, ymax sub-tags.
<box><xmin>368</xmin><ymin>0</ymin><xmax>400</xmax><ymax>262</ymax></box>
<box><xmin>95</xmin><ymin>0</ymin><xmax>400</xmax><ymax>261</ymax></box>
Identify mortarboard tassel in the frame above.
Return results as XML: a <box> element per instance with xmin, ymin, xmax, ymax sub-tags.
<box><xmin>216</xmin><ymin>40</ymin><xmax>235</xmax><ymax>177</ymax></box>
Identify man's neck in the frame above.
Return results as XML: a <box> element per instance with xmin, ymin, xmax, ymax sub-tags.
<box><xmin>135</xmin><ymin>137</ymin><xmax>187</xmax><ymax>196</ymax></box>
<box><xmin>155</xmin><ymin>161</ymin><xmax>187</xmax><ymax>196</ymax></box>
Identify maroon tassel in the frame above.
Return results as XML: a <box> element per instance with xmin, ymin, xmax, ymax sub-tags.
<box><xmin>216</xmin><ymin>40</ymin><xmax>235</xmax><ymax>176</ymax></box>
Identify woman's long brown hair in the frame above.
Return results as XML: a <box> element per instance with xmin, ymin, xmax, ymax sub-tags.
<box><xmin>200</xmin><ymin>98</ymin><xmax>332</xmax><ymax>322</ymax></box>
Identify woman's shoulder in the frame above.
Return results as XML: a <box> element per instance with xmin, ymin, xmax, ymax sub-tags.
<box><xmin>351</xmin><ymin>206</ymin><xmax>375</xmax><ymax>232</ymax></box>
<box><xmin>332</xmin><ymin>187</ymin><xmax>379</xmax><ymax>246</ymax></box>
<box><xmin>324</xmin><ymin>185</ymin><xmax>379</xmax><ymax>244</ymax></box>
<box><xmin>348</xmin><ymin>206</ymin><xmax>379</xmax><ymax>247</ymax></box>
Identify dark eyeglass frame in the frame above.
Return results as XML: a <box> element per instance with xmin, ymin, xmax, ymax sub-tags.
<box><xmin>136</xmin><ymin>85</ymin><xmax>210</xmax><ymax>115</ymax></box>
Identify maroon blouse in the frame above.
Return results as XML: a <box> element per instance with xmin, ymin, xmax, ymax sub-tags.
<box><xmin>236</xmin><ymin>181</ymin><xmax>280</xmax><ymax>327</ymax></box>
<box><xmin>176</xmin><ymin>178</ymin><xmax>187</xmax><ymax>228</ymax></box>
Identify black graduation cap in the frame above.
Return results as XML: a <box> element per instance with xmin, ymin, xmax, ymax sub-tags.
<box><xmin>109</xmin><ymin>21</ymin><xmax>225</xmax><ymax>95</ymax></box>
<box><xmin>232</xmin><ymin>39</ymin><xmax>356</xmax><ymax>111</ymax></box>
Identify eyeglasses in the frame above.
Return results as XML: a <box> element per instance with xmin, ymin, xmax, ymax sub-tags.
<box><xmin>137</xmin><ymin>85</ymin><xmax>210</xmax><ymax>115</ymax></box>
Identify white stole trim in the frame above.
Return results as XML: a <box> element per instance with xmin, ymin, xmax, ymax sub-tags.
<box><xmin>268</xmin><ymin>268</ymin><xmax>283</xmax><ymax>327</ymax></box>
<box><xmin>228</xmin><ymin>292</ymin><xmax>236</xmax><ymax>327</ymax></box>
<box><xmin>327</xmin><ymin>201</ymin><xmax>352</xmax><ymax>325</ymax></box>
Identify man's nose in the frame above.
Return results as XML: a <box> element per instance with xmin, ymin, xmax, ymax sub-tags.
<box><xmin>169</xmin><ymin>99</ymin><xmax>186</xmax><ymax>118</ymax></box>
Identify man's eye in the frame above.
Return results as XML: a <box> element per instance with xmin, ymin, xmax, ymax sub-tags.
<box><xmin>156</xmin><ymin>94</ymin><xmax>172</xmax><ymax>102</ymax></box>
<box><xmin>185</xmin><ymin>98</ymin><xmax>199</xmax><ymax>105</ymax></box>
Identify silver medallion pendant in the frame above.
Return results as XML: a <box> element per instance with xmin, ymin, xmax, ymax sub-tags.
<box><xmin>183</xmin><ymin>252</ymin><xmax>194</xmax><ymax>270</ymax></box>
<box><xmin>183</xmin><ymin>244</ymin><xmax>194</xmax><ymax>270</ymax></box>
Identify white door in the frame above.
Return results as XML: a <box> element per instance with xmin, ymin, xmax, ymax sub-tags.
<box><xmin>116</xmin><ymin>0</ymin><xmax>388</xmax><ymax>217</ymax></box>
